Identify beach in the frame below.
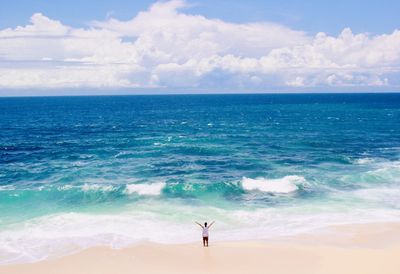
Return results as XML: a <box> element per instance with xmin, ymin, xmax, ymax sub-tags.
<box><xmin>1</xmin><ymin>222</ymin><xmax>399</xmax><ymax>274</ymax></box>
<box><xmin>1</xmin><ymin>94</ymin><xmax>400</xmax><ymax>272</ymax></box>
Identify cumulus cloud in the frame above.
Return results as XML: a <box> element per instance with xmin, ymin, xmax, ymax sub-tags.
<box><xmin>0</xmin><ymin>0</ymin><xmax>399</xmax><ymax>90</ymax></box>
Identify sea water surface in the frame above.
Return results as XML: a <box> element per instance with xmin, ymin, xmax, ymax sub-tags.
<box><xmin>1</xmin><ymin>93</ymin><xmax>400</xmax><ymax>263</ymax></box>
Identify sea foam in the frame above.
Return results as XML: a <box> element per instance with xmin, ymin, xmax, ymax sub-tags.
<box><xmin>81</xmin><ymin>184</ymin><xmax>114</xmax><ymax>192</ymax></box>
<box><xmin>0</xmin><ymin>185</ymin><xmax>15</xmax><ymax>191</ymax></box>
<box><xmin>124</xmin><ymin>182</ymin><xmax>166</xmax><ymax>196</ymax></box>
<box><xmin>241</xmin><ymin>176</ymin><xmax>307</xmax><ymax>194</ymax></box>
<box><xmin>354</xmin><ymin>158</ymin><xmax>375</xmax><ymax>164</ymax></box>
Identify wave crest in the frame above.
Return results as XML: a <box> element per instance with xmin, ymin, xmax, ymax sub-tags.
<box><xmin>241</xmin><ymin>175</ymin><xmax>307</xmax><ymax>194</ymax></box>
<box><xmin>81</xmin><ymin>184</ymin><xmax>114</xmax><ymax>192</ymax></box>
<box><xmin>124</xmin><ymin>182</ymin><xmax>166</xmax><ymax>196</ymax></box>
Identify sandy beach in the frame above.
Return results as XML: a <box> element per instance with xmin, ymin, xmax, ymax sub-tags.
<box><xmin>1</xmin><ymin>223</ymin><xmax>399</xmax><ymax>274</ymax></box>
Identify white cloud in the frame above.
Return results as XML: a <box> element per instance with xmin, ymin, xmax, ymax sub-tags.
<box><xmin>0</xmin><ymin>0</ymin><xmax>399</xmax><ymax>90</ymax></box>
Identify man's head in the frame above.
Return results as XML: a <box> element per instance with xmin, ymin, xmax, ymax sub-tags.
<box><xmin>204</xmin><ymin>222</ymin><xmax>207</xmax><ymax>227</ymax></box>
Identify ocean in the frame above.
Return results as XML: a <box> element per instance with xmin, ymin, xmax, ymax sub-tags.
<box><xmin>1</xmin><ymin>93</ymin><xmax>400</xmax><ymax>263</ymax></box>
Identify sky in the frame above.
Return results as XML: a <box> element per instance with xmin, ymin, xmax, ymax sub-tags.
<box><xmin>0</xmin><ymin>0</ymin><xmax>400</xmax><ymax>95</ymax></box>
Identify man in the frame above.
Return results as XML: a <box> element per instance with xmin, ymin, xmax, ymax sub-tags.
<box><xmin>195</xmin><ymin>221</ymin><xmax>215</xmax><ymax>247</ymax></box>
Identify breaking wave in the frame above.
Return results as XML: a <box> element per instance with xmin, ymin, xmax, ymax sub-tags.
<box><xmin>124</xmin><ymin>182</ymin><xmax>166</xmax><ymax>196</ymax></box>
<box><xmin>241</xmin><ymin>176</ymin><xmax>308</xmax><ymax>194</ymax></box>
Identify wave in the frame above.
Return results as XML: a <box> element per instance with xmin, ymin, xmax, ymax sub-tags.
<box><xmin>124</xmin><ymin>182</ymin><xmax>166</xmax><ymax>196</ymax></box>
<box><xmin>57</xmin><ymin>185</ymin><xmax>74</xmax><ymax>191</ymax></box>
<box><xmin>241</xmin><ymin>176</ymin><xmax>307</xmax><ymax>194</ymax></box>
<box><xmin>0</xmin><ymin>185</ymin><xmax>15</xmax><ymax>191</ymax></box>
<box><xmin>354</xmin><ymin>158</ymin><xmax>375</xmax><ymax>165</ymax></box>
<box><xmin>367</xmin><ymin>161</ymin><xmax>400</xmax><ymax>181</ymax></box>
<box><xmin>81</xmin><ymin>184</ymin><xmax>115</xmax><ymax>192</ymax></box>
<box><xmin>58</xmin><ymin>182</ymin><xmax>166</xmax><ymax>196</ymax></box>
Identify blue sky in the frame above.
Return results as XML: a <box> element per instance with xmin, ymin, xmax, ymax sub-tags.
<box><xmin>0</xmin><ymin>0</ymin><xmax>399</xmax><ymax>95</ymax></box>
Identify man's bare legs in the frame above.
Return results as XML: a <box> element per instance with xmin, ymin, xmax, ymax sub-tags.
<box><xmin>203</xmin><ymin>237</ymin><xmax>208</xmax><ymax>247</ymax></box>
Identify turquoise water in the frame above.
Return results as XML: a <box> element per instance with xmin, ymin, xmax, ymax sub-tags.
<box><xmin>1</xmin><ymin>93</ymin><xmax>400</xmax><ymax>263</ymax></box>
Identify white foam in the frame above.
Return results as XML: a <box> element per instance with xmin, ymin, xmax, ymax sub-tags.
<box><xmin>353</xmin><ymin>187</ymin><xmax>400</xmax><ymax>208</ymax></box>
<box><xmin>355</xmin><ymin>158</ymin><xmax>375</xmax><ymax>164</ymax></box>
<box><xmin>0</xmin><ymin>211</ymin><xmax>195</xmax><ymax>265</ymax></box>
<box><xmin>0</xmin><ymin>185</ymin><xmax>15</xmax><ymax>191</ymax></box>
<box><xmin>124</xmin><ymin>182</ymin><xmax>165</xmax><ymax>196</ymax></box>
<box><xmin>81</xmin><ymin>184</ymin><xmax>114</xmax><ymax>192</ymax></box>
<box><xmin>57</xmin><ymin>185</ymin><xmax>73</xmax><ymax>191</ymax></box>
<box><xmin>366</xmin><ymin>161</ymin><xmax>400</xmax><ymax>182</ymax></box>
<box><xmin>241</xmin><ymin>176</ymin><xmax>307</xmax><ymax>194</ymax></box>
<box><xmin>114</xmin><ymin>151</ymin><xmax>135</xmax><ymax>158</ymax></box>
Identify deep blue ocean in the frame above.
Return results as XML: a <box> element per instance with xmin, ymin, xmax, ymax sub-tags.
<box><xmin>1</xmin><ymin>93</ymin><xmax>400</xmax><ymax>263</ymax></box>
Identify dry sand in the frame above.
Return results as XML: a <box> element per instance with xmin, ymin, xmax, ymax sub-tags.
<box><xmin>1</xmin><ymin>223</ymin><xmax>399</xmax><ymax>274</ymax></box>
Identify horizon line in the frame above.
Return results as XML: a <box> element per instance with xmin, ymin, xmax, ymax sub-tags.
<box><xmin>1</xmin><ymin>90</ymin><xmax>400</xmax><ymax>98</ymax></box>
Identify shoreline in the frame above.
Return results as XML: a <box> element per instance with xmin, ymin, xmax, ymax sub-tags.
<box><xmin>1</xmin><ymin>222</ymin><xmax>399</xmax><ymax>274</ymax></box>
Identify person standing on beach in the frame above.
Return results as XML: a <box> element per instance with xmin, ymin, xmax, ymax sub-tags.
<box><xmin>195</xmin><ymin>221</ymin><xmax>215</xmax><ymax>247</ymax></box>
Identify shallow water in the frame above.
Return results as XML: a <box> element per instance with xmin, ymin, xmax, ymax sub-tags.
<box><xmin>1</xmin><ymin>93</ymin><xmax>400</xmax><ymax>263</ymax></box>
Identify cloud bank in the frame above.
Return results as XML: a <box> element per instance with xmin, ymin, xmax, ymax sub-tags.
<box><xmin>0</xmin><ymin>0</ymin><xmax>399</xmax><ymax>91</ymax></box>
